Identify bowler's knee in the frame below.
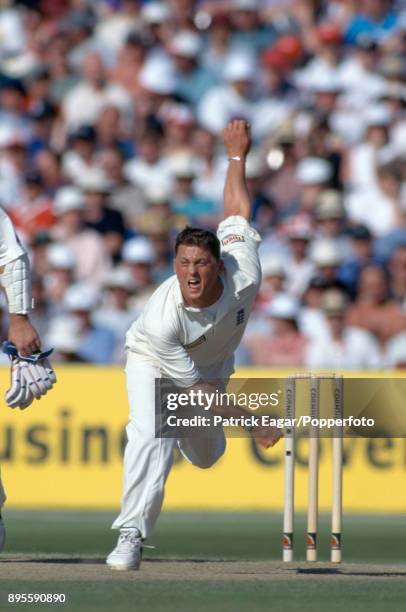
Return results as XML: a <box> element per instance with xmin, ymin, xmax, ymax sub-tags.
<box><xmin>194</xmin><ymin>439</ymin><xmax>226</xmax><ymax>469</ymax></box>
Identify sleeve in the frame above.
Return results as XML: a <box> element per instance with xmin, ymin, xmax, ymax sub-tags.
<box><xmin>217</xmin><ymin>215</ymin><xmax>262</xmax><ymax>288</ymax></box>
<box><xmin>0</xmin><ymin>207</ymin><xmax>26</xmax><ymax>266</ymax></box>
<box><xmin>143</xmin><ymin>317</ymin><xmax>201</xmax><ymax>387</ymax></box>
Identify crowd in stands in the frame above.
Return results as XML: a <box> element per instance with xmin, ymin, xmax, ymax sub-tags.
<box><xmin>0</xmin><ymin>0</ymin><xmax>405</xmax><ymax>368</ymax></box>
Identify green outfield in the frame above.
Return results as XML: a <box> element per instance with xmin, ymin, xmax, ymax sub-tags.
<box><xmin>0</xmin><ymin>511</ymin><xmax>405</xmax><ymax>612</ymax></box>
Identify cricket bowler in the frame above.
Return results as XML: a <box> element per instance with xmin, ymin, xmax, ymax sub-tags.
<box><xmin>0</xmin><ymin>206</ymin><xmax>56</xmax><ymax>551</ymax></box>
<box><xmin>107</xmin><ymin>120</ymin><xmax>281</xmax><ymax>571</ymax></box>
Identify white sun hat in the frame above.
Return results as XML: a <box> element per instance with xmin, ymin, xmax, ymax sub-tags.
<box><xmin>122</xmin><ymin>237</ymin><xmax>156</xmax><ymax>264</ymax></box>
<box><xmin>139</xmin><ymin>57</ymin><xmax>176</xmax><ymax>95</ymax></box>
<box><xmin>261</xmin><ymin>255</ymin><xmax>286</xmax><ymax>277</ymax></box>
<box><xmin>63</xmin><ymin>283</ymin><xmax>101</xmax><ymax>312</ymax></box>
<box><xmin>170</xmin><ymin>31</ymin><xmax>201</xmax><ymax>58</ymax></box>
<box><xmin>46</xmin><ymin>316</ymin><xmax>82</xmax><ymax>354</ymax></box>
<box><xmin>311</xmin><ymin>239</ymin><xmax>342</xmax><ymax>266</ymax></box>
<box><xmin>53</xmin><ymin>186</ymin><xmax>85</xmax><ymax>216</ymax></box>
<box><xmin>144</xmin><ymin>184</ymin><xmax>170</xmax><ymax>204</ymax></box>
<box><xmin>364</xmin><ymin>104</ymin><xmax>392</xmax><ymax>127</ymax></box>
<box><xmin>46</xmin><ymin>243</ymin><xmax>76</xmax><ymax>270</ymax></box>
<box><xmin>266</xmin><ymin>293</ymin><xmax>299</xmax><ymax>319</ymax></box>
<box><xmin>141</xmin><ymin>1</ymin><xmax>171</xmax><ymax>24</ymax></box>
<box><xmin>223</xmin><ymin>52</ymin><xmax>255</xmax><ymax>82</ymax></box>
<box><xmin>168</xmin><ymin>154</ymin><xmax>199</xmax><ymax>178</ymax></box>
<box><xmin>296</xmin><ymin>157</ymin><xmax>333</xmax><ymax>185</ymax></box>
<box><xmin>103</xmin><ymin>267</ymin><xmax>136</xmax><ymax>292</ymax></box>
<box><xmin>76</xmin><ymin>168</ymin><xmax>112</xmax><ymax>193</ymax></box>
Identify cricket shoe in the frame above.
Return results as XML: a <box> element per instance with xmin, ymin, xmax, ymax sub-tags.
<box><xmin>106</xmin><ymin>529</ymin><xmax>143</xmax><ymax>570</ymax></box>
<box><xmin>0</xmin><ymin>515</ymin><xmax>5</xmax><ymax>552</ymax></box>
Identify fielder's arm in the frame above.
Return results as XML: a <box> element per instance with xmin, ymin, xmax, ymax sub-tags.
<box><xmin>222</xmin><ymin>120</ymin><xmax>252</xmax><ymax>221</ymax></box>
<box><xmin>0</xmin><ymin>208</ymin><xmax>40</xmax><ymax>355</ymax></box>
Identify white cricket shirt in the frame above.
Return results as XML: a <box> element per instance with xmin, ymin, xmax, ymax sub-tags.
<box><xmin>126</xmin><ymin>215</ymin><xmax>261</xmax><ymax>385</ymax></box>
<box><xmin>0</xmin><ymin>207</ymin><xmax>25</xmax><ymax>266</ymax></box>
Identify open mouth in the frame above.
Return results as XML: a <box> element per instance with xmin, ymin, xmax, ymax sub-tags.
<box><xmin>188</xmin><ymin>279</ymin><xmax>201</xmax><ymax>292</ymax></box>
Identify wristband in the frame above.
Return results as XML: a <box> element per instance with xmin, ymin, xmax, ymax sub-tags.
<box><xmin>228</xmin><ymin>156</ymin><xmax>242</xmax><ymax>162</ymax></box>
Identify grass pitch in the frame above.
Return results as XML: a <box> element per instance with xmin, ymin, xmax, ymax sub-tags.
<box><xmin>0</xmin><ymin>511</ymin><xmax>405</xmax><ymax>611</ymax></box>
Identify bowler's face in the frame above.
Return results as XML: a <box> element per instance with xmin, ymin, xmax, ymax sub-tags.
<box><xmin>174</xmin><ymin>245</ymin><xmax>223</xmax><ymax>308</ymax></box>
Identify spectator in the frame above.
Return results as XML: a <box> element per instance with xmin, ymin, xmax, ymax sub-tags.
<box><xmin>109</xmin><ymin>33</ymin><xmax>146</xmax><ymax>99</ymax></box>
<box><xmin>136</xmin><ymin>213</ymin><xmax>174</xmax><ymax>283</ymax></box>
<box><xmin>62</xmin><ymin>283</ymin><xmax>116</xmax><ymax>364</ymax></box>
<box><xmin>347</xmin><ymin>264</ymin><xmax>405</xmax><ymax>345</ymax></box>
<box><xmin>305</xmin><ymin>289</ymin><xmax>382</xmax><ymax>369</ymax></box>
<box><xmin>162</xmin><ymin>103</ymin><xmax>196</xmax><ymax>158</ymax></box>
<box><xmin>313</xmin><ymin>190</ymin><xmax>347</xmax><ymax>243</ymax></box>
<box><xmin>94</xmin><ymin>267</ymin><xmax>138</xmax><ymax>363</ymax></box>
<box><xmin>202</xmin><ymin>13</ymin><xmax>235</xmax><ymax>78</ymax></box>
<box><xmin>99</xmin><ymin>146</ymin><xmax>146</xmax><ymax>226</ymax></box>
<box><xmin>244</xmin><ymin>294</ymin><xmax>309</xmax><ymax>366</ymax></box>
<box><xmin>95</xmin><ymin>1</ymin><xmax>143</xmax><ymax>60</ymax></box>
<box><xmin>339</xmin><ymin>225</ymin><xmax>384</xmax><ymax>297</ymax></box>
<box><xmin>44</xmin><ymin>242</ymin><xmax>77</xmax><ymax>312</ymax></box>
<box><xmin>78</xmin><ymin>169</ymin><xmax>126</xmax><ymax>262</ymax></box>
<box><xmin>28</xmin><ymin>100</ymin><xmax>58</xmax><ymax>157</ymax></box>
<box><xmin>169</xmin><ymin>31</ymin><xmax>218</xmax><ymax>107</ymax></box>
<box><xmin>47</xmin><ymin>32</ymin><xmax>81</xmax><ymax>103</ymax></box>
<box><xmin>198</xmin><ymin>51</ymin><xmax>288</xmax><ymax>138</ymax></box>
<box><xmin>9</xmin><ymin>171</ymin><xmax>54</xmax><ymax>243</ymax></box>
<box><xmin>296</xmin><ymin>157</ymin><xmax>334</xmax><ymax>215</ymax></box>
<box><xmin>298</xmin><ymin>276</ymin><xmax>331</xmax><ymax>342</ymax></box>
<box><xmin>95</xmin><ymin>105</ymin><xmax>133</xmax><ymax>158</ymax></box>
<box><xmin>345</xmin><ymin>160</ymin><xmax>403</xmax><ymax>236</ymax></box>
<box><xmin>345</xmin><ymin>0</ymin><xmax>399</xmax><ymax>44</ymax></box>
<box><xmin>310</xmin><ymin>238</ymin><xmax>343</xmax><ymax>285</ymax></box>
<box><xmin>62</xmin><ymin>125</ymin><xmax>98</xmax><ymax>183</ymax></box>
<box><xmin>62</xmin><ymin>52</ymin><xmax>132</xmax><ymax>130</ymax></box>
<box><xmin>388</xmin><ymin>244</ymin><xmax>406</xmax><ymax>302</ymax></box>
<box><xmin>35</xmin><ymin>149</ymin><xmax>64</xmax><ymax>194</ymax></box>
<box><xmin>229</xmin><ymin>0</ymin><xmax>275</xmax><ymax>54</ymax></box>
<box><xmin>245</xmin><ymin>150</ymin><xmax>275</xmax><ymax>234</ymax></box>
<box><xmin>0</xmin><ymin>126</ymin><xmax>28</xmax><ymax>210</ymax></box>
<box><xmin>124</xmin><ymin>126</ymin><xmax>172</xmax><ymax>193</ymax></box>
<box><xmin>255</xmin><ymin>255</ymin><xmax>286</xmax><ymax>314</ymax></box>
<box><xmin>283</xmin><ymin>216</ymin><xmax>315</xmax><ymax>297</ymax></box>
<box><xmin>46</xmin><ymin>315</ymin><xmax>87</xmax><ymax>363</ymax></box>
<box><xmin>169</xmin><ymin>154</ymin><xmax>218</xmax><ymax>223</ymax></box>
<box><xmin>121</xmin><ymin>237</ymin><xmax>157</xmax><ymax>310</ymax></box>
<box><xmin>51</xmin><ymin>186</ymin><xmax>111</xmax><ymax>285</ymax></box>
<box><xmin>193</xmin><ymin>127</ymin><xmax>226</xmax><ymax>208</ymax></box>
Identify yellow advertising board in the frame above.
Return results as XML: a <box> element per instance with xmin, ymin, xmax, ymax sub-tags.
<box><xmin>0</xmin><ymin>366</ymin><xmax>405</xmax><ymax>512</ymax></box>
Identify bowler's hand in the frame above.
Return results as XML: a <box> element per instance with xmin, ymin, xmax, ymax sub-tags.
<box><xmin>251</xmin><ymin>424</ymin><xmax>283</xmax><ymax>449</ymax></box>
<box><xmin>222</xmin><ymin>120</ymin><xmax>251</xmax><ymax>159</ymax></box>
<box><xmin>8</xmin><ymin>314</ymin><xmax>41</xmax><ymax>356</ymax></box>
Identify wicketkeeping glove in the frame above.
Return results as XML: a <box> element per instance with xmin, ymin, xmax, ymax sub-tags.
<box><xmin>3</xmin><ymin>341</ymin><xmax>57</xmax><ymax>410</ymax></box>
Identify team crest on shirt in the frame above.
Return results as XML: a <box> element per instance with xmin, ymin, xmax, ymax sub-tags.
<box><xmin>221</xmin><ymin>234</ymin><xmax>245</xmax><ymax>246</ymax></box>
<box><xmin>183</xmin><ymin>335</ymin><xmax>207</xmax><ymax>350</ymax></box>
<box><xmin>236</xmin><ymin>308</ymin><xmax>245</xmax><ymax>326</ymax></box>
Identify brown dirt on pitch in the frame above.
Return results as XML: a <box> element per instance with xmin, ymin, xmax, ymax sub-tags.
<box><xmin>1</xmin><ymin>556</ymin><xmax>406</xmax><ymax>582</ymax></box>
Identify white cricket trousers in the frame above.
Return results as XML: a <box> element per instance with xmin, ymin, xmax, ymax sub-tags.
<box><xmin>112</xmin><ymin>354</ymin><xmax>226</xmax><ymax>538</ymax></box>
